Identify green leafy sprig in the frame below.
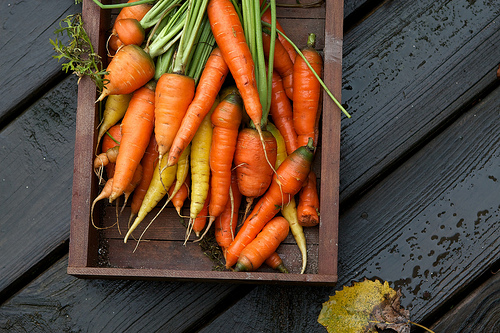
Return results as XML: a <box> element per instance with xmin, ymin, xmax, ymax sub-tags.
<box><xmin>50</xmin><ymin>13</ymin><xmax>108</xmax><ymax>91</ymax></box>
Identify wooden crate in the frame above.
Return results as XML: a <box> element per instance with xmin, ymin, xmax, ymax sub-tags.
<box><xmin>68</xmin><ymin>0</ymin><xmax>343</xmax><ymax>285</ymax></box>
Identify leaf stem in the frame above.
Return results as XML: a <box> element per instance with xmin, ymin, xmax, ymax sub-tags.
<box><xmin>261</xmin><ymin>21</ymin><xmax>351</xmax><ymax>118</ymax></box>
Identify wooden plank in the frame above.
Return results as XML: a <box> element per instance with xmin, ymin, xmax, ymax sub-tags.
<box><xmin>430</xmin><ymin>271</ymin><xmax>500</xmax><ymax>332</ymax></box>
<box><xmin>0</xmin><ymin>0</ymin><xmax>80</xmax><ymax>125</ymax></box>
<box><xmin>0</xmin><ymin>256</ymin><xmax>252</xmax><ymax>333</ymax></box>
<box><xmin>0</xmin><ymin>76</ymin><xmax>78</xmax><ymax>298</ymax></box>
<box><xmin>339</xmin><ymin>0</ymin><xmax>500</xmax><ymax>202</ymax></box>
<box><xmin>195</xmin><ymin>77</ymin><xmax>500</xmax><ymax>331</ymax></box>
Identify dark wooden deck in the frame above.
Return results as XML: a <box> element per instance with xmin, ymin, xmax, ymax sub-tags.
<box><xmin>1</xmin><ymin>0</ymin><xmax>499</xmax><ymax>331</ymax></box>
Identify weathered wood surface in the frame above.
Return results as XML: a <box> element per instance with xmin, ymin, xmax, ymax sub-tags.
<box><xmin>339</xmin><ymin>0</ymin><xmax>500</xmax><ymax>203</ymax></box>
<box><xmin>1</xmin><ymin>0</ymin><xmax>500</xmax><ymax>331</ymax></box>
<box><xmin>0</xmin><ymin>76</ymin><xmax>78</xmax><ymax>302</ymax></box>
<box><xmin>431</xmin><ymin>270</ymin><xmax>500</xmax><ymax>332</ymax></box>
<box><xmin>0</xmin><ymin>0</ymin><xmax>80</xmax><ymax>125</ymax></box>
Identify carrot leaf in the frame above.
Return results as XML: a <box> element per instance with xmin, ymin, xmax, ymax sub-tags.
<box><xmin>50</xmin><ymin>13</ymin><xmax>108</xmax><ymax>91</ymax></box>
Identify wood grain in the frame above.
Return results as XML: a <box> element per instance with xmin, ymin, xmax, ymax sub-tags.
<box><xmin>339</xmin><ymin>0</ymin><xmax>500</xmax><ymax>202</ymax></box>
<box><xmin>0</xmin><ymin>76</ymin><xmax>78</xmax><ymax>298</ymax></box>
<box><xmin>431</xmin><ymin>271</ymin><xmax>500</xmax><ymax>332</ymax></box>
<box><xmin>0</xmin><ymin>0</ymin><xmax>80</xmax><ymax>126</ymax></box>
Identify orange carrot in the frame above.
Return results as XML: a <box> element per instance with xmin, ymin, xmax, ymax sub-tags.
<box><xmin>262</xmin><ymin>32</ymin><xmax>294</xmax><ymax>100</ymax></box>
<box><xmin>297</xmin><ymin>171</ymin><xmax>320</xmax><ymax>227</ymax></box>
<box><xmin>208</xmin><ymin>91</ymin><xmax>243</xmax><ymax>225</ymax></box>
<box><xmin>234</xmin><ymin>216</ymin><xmax>290</xmax><ymax>272</ymax></box>
<box><xmin>108</xmin><ymin>0</ymin><xmax>152</xmax><ymax>53</ymax></box>
<box><xmin>233</xmin><ymin>128</ymin><xmax>277</xmax><ymax>198</ymax></box>
<box><xmin>269</xmin><ymin>70</ymin><xmax>298</xmax><ymax>155</ymax></box>
<box><xmin>129</xmin><ymin>134</ymin><xmax>158</xmax><ymax>224</ymax></box>
<box><xmin>293</xmin><ymin>33</ymin><xmax>322</xmax><ymax>148</ymax></box>
<box><xmin>261</xmin><ymin>8</ymin><xmax>297</xmax><ymax>64</ymax></box>
<box><xmin>264</xmin><ymin>251</ymin><xmax>289</xmax><ymax>273</ymax></box>
<box><xmin>214</xmin><ymin>170</ymin><xmax>242</xmax><ymax>256</ymax></box>
<box><xmin>96</xmin><ymin>124</ymin><xmax>122</xmax><ymax>181</ymax></box>
<box><xmin>225</xmin><ymin>139</ymin><xmax>315</xmax><ymax>268</ymax></box>
<box><xmin>207</xmin><ymin>0</ymin><xmax>263</xmax><ymax>133</ymax></box>
<box><xmin>109</xmin><ymin>82</ymin><xmax>156</xmax><ymax>202</ymax></box>
<box><xmin>170</xmin><ymin>174</ymin><xmax>190</xmax><ymax>216</ymax></box>
<box><xmin>167</xmin><ymin>47</ymin><xmax>229</xmax><ymax>167</ymax></box>
<box><xmin>155</xmin><ymin>73</ymin><xmax>195</xmax><ymax>161</ymax></box>
<box><xmin>193</xmin><ymin>191</ymin><xmax>210</xmax><ymax>238</ymax></box>
<box><xmin>97</xmin><ymin>44</ymin><xmax>155</xmax><ymax>102</ymax></box>
<box><xmin>114</xmin><ymin>18</ymin><xmax>145</xmax><ymax>47</ymax></box>
<box><xmin>123</xmin><ymin>163</ymin><xmax>143</xmax><ymax>207</ymax></box>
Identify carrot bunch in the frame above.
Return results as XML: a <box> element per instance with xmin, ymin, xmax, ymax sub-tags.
<box><xmin>84</xmin><ymin>0</ymin><xmax>351</xmax><ymax>274</ymax></box>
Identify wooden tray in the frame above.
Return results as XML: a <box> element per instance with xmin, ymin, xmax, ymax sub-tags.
<box><xmin>68</xmin><ymin>0</ymin><xmax>343</xmax><ymax>285</ymax></box>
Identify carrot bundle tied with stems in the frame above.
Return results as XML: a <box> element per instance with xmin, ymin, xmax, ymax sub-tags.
<box><xmin>109</xmin><ymin>81</ymin><xmax>156</xmax><ymax>202</ymax></box>
<box><xmin>234</xmin><ymin>216</ymin><xmax>290</xmax><ymax>272</ymax></box>
<box><xmin>225</xmin><ymin>138</ymin><xmax>315</xmax><ymax>269</ymax></box>
<box><xmin>206</xmin><ymin>90</ymin><xmax>243</xmax><ymax>235</ymax></box>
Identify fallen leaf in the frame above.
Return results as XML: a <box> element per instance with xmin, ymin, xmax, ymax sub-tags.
<box><xmin>318</xmin><ymin>279</ymin><xmax>411</xmax><ymax>333</ymax></box>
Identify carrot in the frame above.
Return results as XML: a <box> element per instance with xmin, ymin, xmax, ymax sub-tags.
<box><xmin>214</xmin><ymin>170</ymin><xmax>242</xmax><ymax>256</ymax></box>
<box><xmin>207</xmin><ymin>0</ymin><xmax>264</xmax><ymax>135</ymax></box>
<box><xmin>94</xmin><ymin>146</ymin><xmax>119</xmax><ymax>181</ymax></box>
<box><xmin>97</xmin><ymin>44</ymin><xmax>155</xmax><ymax>102</ymax></box>
<box><xmin>166</xmin><ymin>47</ymin><xmax>229</xmax><ymax>167</ymax></box>
<box><xmin>124</xmin><ymin>157</ymin><xmax>177</xmax><ymax>243</ymax></box>
<box><xmin>155</xmin><ymin>73</ymin><xmax>195</xmax><ymax>161</ymax></box>
<box><xmin>293</xmin><ymin>33</ymin><xmax>323</xmax><ymax>148</ymax></box>
<box><xmin>95</xmin><ymin>124</ymin><xmax>122</xmax><ymax>182</ymax></box>
<box><xmin>170</xmin><ymin>173</ymin><xmax>190</xmax><ymax>216</ymax></box>
<box><xmin>225</xmin><ymin>139</ymin><xmax>315</xmax><ymax>268</ymax></box>
<box><xmin>208</xmin><ymin>91</ymin><xmax>243</xmax><ymax>229</ymax></box>
<box><xmin>108</xmin><ymin>0</ymin><xmax>152</xmax><ymax>53</ymax></box>
<box><xmin>268</xmin><ymin>122</ymin><xmax>307</xmax><ymax>274</ymax></box>
<box><xmin>264</xmin><ymin>251</ymin><xmax>288</xmax><ymax>273</ymax></box>
<box><xmin>269</xmin><ymin>70</ymin><xmax>298</xmax><ymax>155</ymax></box>
<box><xmin>233</xmin><ymin>128</ymin><xmax>277</xmax><ymax>199</ymax></box>
<box><xmin>109</xmin><ymin>81</ymin><xmax>155</xmax><ymax>202</ymax></box>
<box><xmin>186</xmin><ymin>102</ymin><xmax>215</xmax><ymax>241</ymax></box>
<box><xmin>261</xmin><ymin>8</ymin><xmax>297</xmax><ymax>64</ymax></box>
<box><xmin>114</xmin><ymin>18</ymin><xmax>145</xmax><ymax>47</ymax></box>
<box><xmin>193</xmin><ymin>191</ymin><xmax>210</xmax><ymax>238</ymax></box>
<box><xmin>122</xmin><ymin>163</ymin><xmax>143</xmax><ymax>208</ymax></box>
<box><xmin>96</xmin><ymin>94</ymin><xmax>131</xmax><ymax>150</ymax></box>
<box><xmin>170</xmin><ymin>143</ymin><xmax>191</xmax><ymax>201</ymax></box>
<box><xmin>234</xmin><ymin>216</ymin><xmax>290</xmax><ymax>272</ymax></box>
<box><xmin>297</xmin><ymin>171</ymin><xmax>320</xmax><ymax>227</ymax></box>
<box><xmin>128</xmin><ymin>134</ymin><xmax>158</xmax><ymax>225</ymax></box>
<box><xmin>262</xmin><ymin>32</ymin><xmax>294</xmax><ymax>100</ymax></box>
